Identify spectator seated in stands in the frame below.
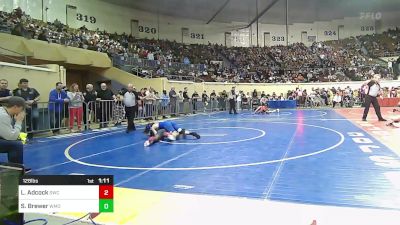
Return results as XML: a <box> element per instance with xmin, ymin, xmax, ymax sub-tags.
<box><xmin>332</xmin><ymin>92</ymin><xmax>342</xmax><ymax>108</ymax></box>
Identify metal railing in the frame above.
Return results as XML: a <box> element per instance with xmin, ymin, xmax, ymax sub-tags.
<box><xmin>21</xmin><ymin>95</ymin><xmax>368</xmax><ymax>135</ymax></box>
<box><xmin>383</xmin><ymin>51</ymin><xmax>400</xmax><ymax>57</ymax></box>
<box><xmin>165</xmin><ymin>74</ymin><xmax>195</xmax><ymax>82</ymax></box>
<box><xmin>113</xmin><ymin>56</ymin><xmax>207</xmax><ymax>71</ymax></box>
<box><xmin>21</xmin><ymin>99</ymin><xmax>234</xmax><ymax>135</ymax></box>
<box><xmin>0</xmin><ymin>24</ymin><xmax>11</xmax><ymax>34</ymax></box>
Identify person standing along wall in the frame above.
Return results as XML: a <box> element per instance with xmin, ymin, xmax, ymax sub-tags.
<box><xmin>161</xmin><ymin>90</ymin><xmax>170</xmax><ymax>118</ymax></box>
<box><xmin>169</xmin><ymin>87</ymin><xmax>177</xmax><ymax>116</ymax></box>
<box><xmin>138</xmin><ymin>88</ymin><xmax>146</xmax><ymax>118</ymax></box>
<box><xmin>67</xmin><ymin>83</ymin><xmax>84</xmax><ymax>132</ymax></box>
<box><xmin>48</xmin><ymin>82</ymin><xmax>69</xmax><ymax>135</ymax></box>
<box><xmin>83</xmin><ymin>84</ymin><xmax>97</xmax><ymax>130</ymax></box>
<box><xmin>62</xmin><ymin>85</ymin><xmax>70</xmax><ymax>128</ymax></box>
<box><xmin>144</xmin><ymin>88</ymin><xmax>156</xmax><ymax>119</ymax></box>
<box><xmin>183</xmin><ymin>87</ymin><xmax>190</xmax><ymax>114</ymax></box>
<box><xmin>96</xmin><ymin>83</ymin><xmax>116</xmax><ymax>128</ymax></box>
<box><xmin>220</xmin><ymin>90</ymin><xmax>228</xmax><ymax>111</ymax></box>
<box><xmin>210</xmin><ymin>90</ymin><xmax>217</xmax><ymax>110</ymax></box>
<box><xmin>202</xmin><ymin>90</ymin><xmax>209</xmax><ymax>111</ymax></box>
<box><xmin>192</xmin><ymin>91</ymin><xmax>200</xmax><ymax>113</ymax></box>
<box><xmin>13</xmin><ymin>79</ymin><xmax>40</xmax><ymax>140</ymax></box>
<box><xmin>0</xmin><ymin>79</ymin><xmax>12</xmax><ymax>106</ymax></box>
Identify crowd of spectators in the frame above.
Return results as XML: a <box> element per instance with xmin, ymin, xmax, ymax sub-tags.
<box><xmin>358</xmin><ymin>28</ymin><xmax>400</xmax><ymax>57</ymax></box>
<box><xmin>0</xmin><ymin>8</ymin><xmax>221</xmax><ymax>64</ymax></box>
<box><xmin>1</xmin><ymin>8</ymin><xmax>399</xmax><ymax>83</ymax></box>
<box><xmin>1</xmin><ymin>76</ymin><xmax>399</xmax><ymax>141</ymax></box>
<box><xmin>143</xmin><ymin>37</ymin><xmax>396</xmax><ymax>83</ymax></box>
<box><xmin>132</xmin><ymin>84</ymin><xmax>400</xmax><ymax>114</ymax></box>
<box><xmin>1</xmin><ymin>8</ymin><xmax>129</xmax><ymax>57</ymax></box>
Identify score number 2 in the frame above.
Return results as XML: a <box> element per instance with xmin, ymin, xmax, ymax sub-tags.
<box><xmin>99</xmin><ymin>185</ymin><xmax>114</xmax><ymax>199</ymax></box>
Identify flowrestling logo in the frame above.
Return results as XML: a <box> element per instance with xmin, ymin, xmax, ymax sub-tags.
<box><xmin>348</xmin><ymin>131</ymin><xmax>400</xmax><ymax>168</ymax></box>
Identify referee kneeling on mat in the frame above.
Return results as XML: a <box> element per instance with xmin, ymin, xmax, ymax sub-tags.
<box><xmin>0</xmin><ymin>96</ymin><xmax>30</xmax><ymax>172</ymax></box>
<box><xmin>362</xmin><ymin>74</ymin><xmax>386</xmax><ymax>122</ymax></box>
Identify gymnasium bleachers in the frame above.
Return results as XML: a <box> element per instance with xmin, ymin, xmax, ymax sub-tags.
<box><xmin>1</xmin><ymin>7</ymin><xmax>399</xmax><ymax>84</ymax></box>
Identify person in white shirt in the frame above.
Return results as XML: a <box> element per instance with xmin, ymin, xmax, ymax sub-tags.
<box><xmin>332</xmin><ymin>92</ymin><xmax>342</xmax><ymax>108</ymax></box>
<box><xmin>236</xmin><ymin>91</ymin><xmax>242</xmax><ymax>111</ymax></box>
<box><xmin>362</xmin><ymin>74</ymin><xmax>386</xmax><ymax>121</ymax></box>
<box><xmin>123</xmin><ymin>84</ymin><xmax>139</xmax><ymax>133</ymax></box>
<box><xmin>147</xmin><ymin>52</ymin><xmax>154</xmax><ymax>61</ymax></box>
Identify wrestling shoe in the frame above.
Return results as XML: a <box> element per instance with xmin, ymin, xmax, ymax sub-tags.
<box><xmin>144</xmin><ymin>140</ymin><xmax>150</xmax><ymax>147</ymax></box>
<box><xmin>192</xmin><ymin>132</ymin><xmax>201</xmax><ymax>139</ymax></box>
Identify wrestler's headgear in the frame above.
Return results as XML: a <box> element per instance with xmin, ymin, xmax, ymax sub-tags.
<box><xmin>144</xmin><ymin>123</ymin><xmax>154</xmax><ymax>134</ymax></box>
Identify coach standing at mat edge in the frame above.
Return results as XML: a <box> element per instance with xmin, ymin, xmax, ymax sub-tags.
<box><xmin>362</xmin><ymin>74</ymin><xmax>386</xmax><ymax>122</ymax></box>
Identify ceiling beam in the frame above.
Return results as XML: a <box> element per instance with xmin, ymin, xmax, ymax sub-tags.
<box><xmin>206</xmin><ymin>0</ymin><xmax>231</xmax><ymax>24</ymax></box>
<box><xmin>246</xmin><ymin>0</ymin><xmax>281</xmax><ymax>28</ymax></box>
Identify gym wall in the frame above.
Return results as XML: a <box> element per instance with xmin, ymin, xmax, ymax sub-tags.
<box><xmin>0</xmin><ymin>62</ymin><xmax>65</xmax><ymax>99</ymax></box>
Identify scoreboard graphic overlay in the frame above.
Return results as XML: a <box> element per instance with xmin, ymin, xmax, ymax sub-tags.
<box><xmin>19</xmin><ymin>175</ymin><xmax>113</xmax><ymax>213</ymax></box>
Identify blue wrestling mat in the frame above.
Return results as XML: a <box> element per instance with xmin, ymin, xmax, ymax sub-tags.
<box><xmin>8</xmin><ymin>109</ymin><xmax>400</xmax><ymax>210</ymax></box>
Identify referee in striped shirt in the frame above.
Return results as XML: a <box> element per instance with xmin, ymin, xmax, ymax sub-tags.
<box><xmin>362</xmin><ymin>74</ymin><xmax>386</xmax><ymax>122</ymax></box>
<box><xmin>123</xmin><ymin>84</ymin><xmax>139</xmax><ymax>133</ymax></box>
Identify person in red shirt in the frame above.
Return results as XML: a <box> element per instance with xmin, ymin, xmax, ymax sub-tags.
<box><xmin>254</xmin><ymin>97</ymin><xmax>279</xmax><ymax>114</ymax></box>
